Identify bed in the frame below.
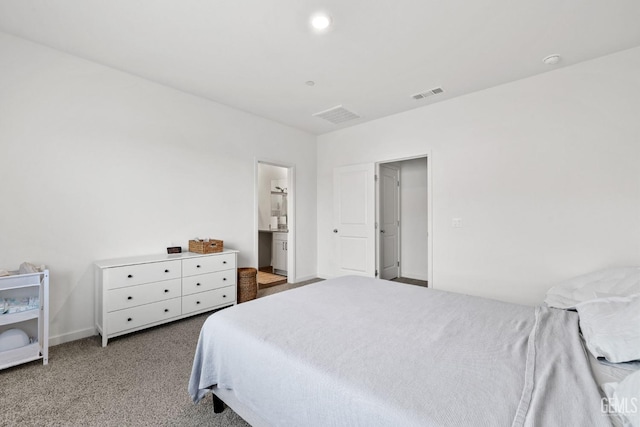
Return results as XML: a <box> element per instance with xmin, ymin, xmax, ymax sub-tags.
<box><xmin>188</xmin><ymin>274</ymin><xmax>631</xmax><ymax>426</ymax></box>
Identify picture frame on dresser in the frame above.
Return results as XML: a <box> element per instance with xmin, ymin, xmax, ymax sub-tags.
<box><xmin>94</xmin><ymin>250</ymin><xmax>238</xmax><ymax>347</ymax></box>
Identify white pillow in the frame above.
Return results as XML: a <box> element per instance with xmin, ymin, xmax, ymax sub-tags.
<box><xmin>545</xmin><ymin>267</ymin><xmax>640</xmax><ymax>309</ymax></box>
<box><xmin>602</xmin><ymin>370</ymin><xmax>640</xmax><ymax>427</ymax></box>
<box><xmin>576</xmin><ymin>293</ymin><xmax>640</xmax><ymax>363</ymax></box>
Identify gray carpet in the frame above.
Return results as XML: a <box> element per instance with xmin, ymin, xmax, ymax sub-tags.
<box><xmin>391</xmin><ymin>276</ymin><xmax>428</xmax><ymax>287</ymax></box>
<box><xmin>257</xmin><ymin>277</ymin><xmax>323</xmax><ymax>298</ymax></box>
<box><xmin>1</xmin><ymin>278</ymin><xmax>323</xmax><ymax>427</ymax></box>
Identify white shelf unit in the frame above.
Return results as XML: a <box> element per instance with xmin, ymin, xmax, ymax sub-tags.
<box><xmin>95</xmin><ymin>250</ymin><xmax>238</xmax><ymax>347</ymax></box>
<box><xmin>0</xmin><ymin>271</ymin><xmax>49</xmax><ymax>370</ymax></box>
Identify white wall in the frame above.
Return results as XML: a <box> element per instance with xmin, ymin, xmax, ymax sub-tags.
<box><xmin>318</xmin><ymin>47</ymin><xmax>640</xmax><ymax>305</ymax></box>
<box><xmin>387</xmin><ymin>158</ymin><xmax>429</xmax><ymax>281</ymax></box>
<box><xmin>0</xmin><ymin>33</ymin><xmax>317</xmax><ymax>344</ymax></box>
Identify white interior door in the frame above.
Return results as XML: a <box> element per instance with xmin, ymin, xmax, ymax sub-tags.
<box><xmin>333</xmin><ymin>163</ymin><xmax>375</xmax><ymax>277</ymax></box>
<box><xmin>380</xmin><ymin>165</ymin><xmax>400</xmax><ymax>280</ymax></box>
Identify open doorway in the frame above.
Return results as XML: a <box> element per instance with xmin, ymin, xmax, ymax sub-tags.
<box><xmin>256</xmin><ymin>161</ymin><xmax>294</xmax><ymax>288</ymax></box>
<box><xmin>376</xmin><ymin>156</ymin><xmax>429</xmax><ymax>287</ymax></box>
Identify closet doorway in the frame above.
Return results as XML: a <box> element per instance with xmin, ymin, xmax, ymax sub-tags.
<box><xmin>376</xmin><ymin>156</ymin><xmax>429</xmax><ymax>286</ymax></box>
<box><xmin>256</xmin><ymin>161</ymin><xmax>295</xmax><ymax>288</ymax></box>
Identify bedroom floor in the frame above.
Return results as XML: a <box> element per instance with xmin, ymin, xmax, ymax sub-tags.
<box><xmin>255</xmin><ymin>277</ymin><xmax>425</xmax><ymax>300</ymax></box>
<box><xmin>1</xmin><ymin>278</ymin><xmax>324</xmax><ymax>427</ymax></box>
<box><xmin>1</xmin><ymin>314</ymin><xmax>250</xmax><ymax>427</ymax></box>
<box><xmin>391</xmin><ymin>276</ymin><xmax>428</xmax><ymax>287</ymax></box>
<box><xmin>0</xmin><ymin>276</ymin><xmax>431</xmax><ymax>426</ymax></box>
<box><xmin>257</xmin><ymin>277</ymin><xmax>323</xmax><ymax>298</ymax></box>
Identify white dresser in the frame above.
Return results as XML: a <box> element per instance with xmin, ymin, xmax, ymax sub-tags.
<box><xmin>95</xmin><ymin>250</ymin><xmax>238</xmax><ymax>347</ymax></box>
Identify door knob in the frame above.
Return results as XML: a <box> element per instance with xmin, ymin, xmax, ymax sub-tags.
<box><xmin>380</xmin><ymin>229</ymin><xmax>385</xmax><ymax>233</ymax></box>
<box><xmin>333</xmin><ymin>229</ymin><xmax>338</xmax><ymax>233</ymax></box>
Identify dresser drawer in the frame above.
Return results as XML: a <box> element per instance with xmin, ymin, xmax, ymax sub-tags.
<box><xmin>182</xmin><ymin>286</ymin><xmax>235</xmax><ymax>315</ymax></box>
<box><xmin>182</xmin><ymin>270</ymin><xmax>236</xmax><ymax>296</ymax></box>
<box><xmin>182</xmin><ymin>253</ymin><xmax>236</xmax><ymax>276</ymax></box>
<box><xmin>104</xmin><ymin>260</ymin><xmax>181</xmax><ymax>290</ymax></box>
<box><xmin>106</xmin><ymin>278</ymin><xmax>181</xmax><ymax>312</ymax></box>
<box><xmin>107</xmin><ymin>297</ymin><xmax>181</xmax><ymax>334</ymax></box>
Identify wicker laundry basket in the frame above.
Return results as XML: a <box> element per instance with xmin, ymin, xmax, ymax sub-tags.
<box><xmin>237</xmin><ymin>267</ymin><xmax>258</xmax><ymax>303</ymax></box>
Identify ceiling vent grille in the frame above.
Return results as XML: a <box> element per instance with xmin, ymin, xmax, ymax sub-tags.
<box><xmin>312</xmin><ymin>105</ymin><xmax>360</xmax><ymax>124</ymax></box>
<box><xmin>411</xmin><ymin>87</ymin><xmax>444</xmax><ymax>100</ymax></box>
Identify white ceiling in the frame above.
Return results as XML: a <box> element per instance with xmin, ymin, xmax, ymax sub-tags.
<box><xmin>1</xmin><ymin>1</ymin><xmax>639</xmax><ymax>135</ymax></box>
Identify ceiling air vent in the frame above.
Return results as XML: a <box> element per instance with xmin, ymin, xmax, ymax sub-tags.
<box><xmin>411</xmin><ymin>87</ymin><xmax>444</xmax><ymax>100</ymax></box>
<box><xmin>312</xmin><ymin>105</ymin><xmax>360</xmax><ymax>124</ymax></box>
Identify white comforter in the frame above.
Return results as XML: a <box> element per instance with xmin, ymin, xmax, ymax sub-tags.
<box><xmin>189</xmin><ymin>276</ymin><xmax>610</xmax><ymax>426</ymax></box>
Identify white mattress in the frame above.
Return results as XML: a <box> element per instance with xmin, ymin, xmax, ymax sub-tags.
<box><xmin>189</xmin><ymin>276</ymin><xmax>610</xmax><ymax>426</ymax></box>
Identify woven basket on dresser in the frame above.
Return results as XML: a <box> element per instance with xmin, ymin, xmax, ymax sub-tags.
<box><xmin>237</xmin><ymin>267</ymin><xmax>258</xmax><ymax>303</ymax></box>
<box><xmin>188</xmin><ymin>239</ymin><xmax>223</xmax><ymax>254</ymax></box>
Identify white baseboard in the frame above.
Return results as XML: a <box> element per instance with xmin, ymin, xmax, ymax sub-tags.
<box><xmin>49</xmin><ymin>327</ymin><xmax>96</xmax><ymax>347</ymax></box>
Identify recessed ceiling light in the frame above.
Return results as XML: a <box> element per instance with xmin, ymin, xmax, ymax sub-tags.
<box><xmin>311</xmin><ymin>13</ymin><xmax>332</xmax><ymax>31</ymax></box>
<box><xmin>543</xmin><ymin>54</ymin><xmax>561</xmax><ymax>65</ymax></box>
<box><xmin>305</xmin><ymin>81</ymin><xmax>316</xmax><ymax>86</ymax></box>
